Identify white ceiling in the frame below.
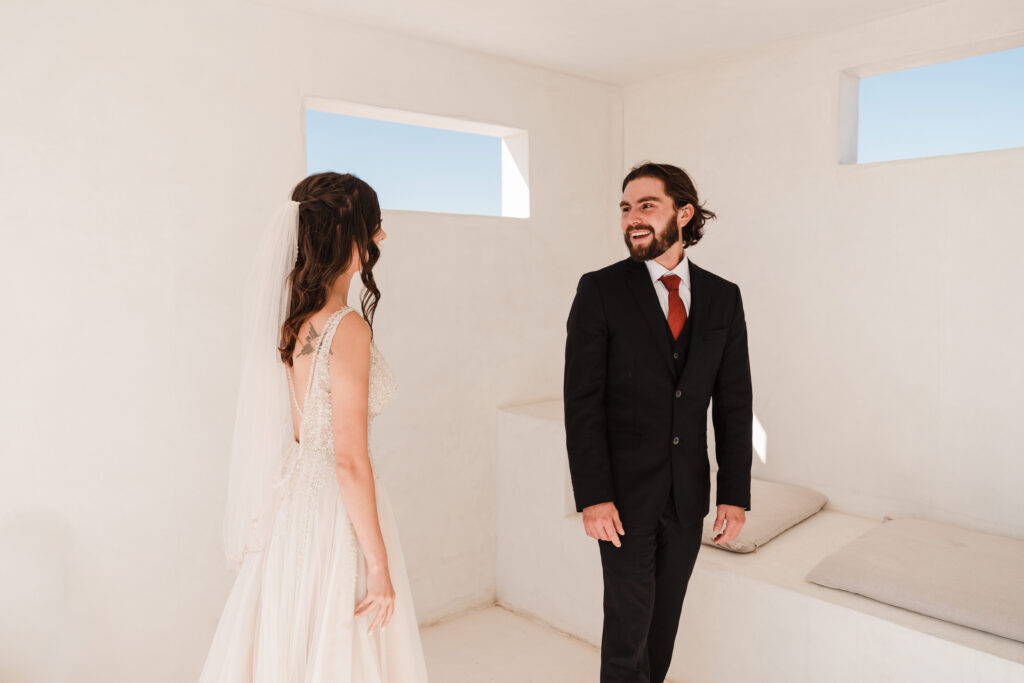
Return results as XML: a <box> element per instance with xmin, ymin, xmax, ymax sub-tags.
<box><xmin>265</xmin><ymin>0</ymin><xmax>941</xmax><ymax>85</ymax></box>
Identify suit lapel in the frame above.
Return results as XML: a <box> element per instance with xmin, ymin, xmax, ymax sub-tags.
<box><xmin>625</xmin><ymin>259</ymin><xmax>674</xmax><ymax>375</ymax></box>
<box><xmin>678</xmin><ymin>259</ymin><xmax>711</xmax><ymax>391</ymax></box>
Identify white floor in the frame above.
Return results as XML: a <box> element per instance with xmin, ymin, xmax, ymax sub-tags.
<box><xmin>421</xmin><ymin>605</ymin><xmax>601</xmax><ymax>683</ymax></box>
<box><xmin>421</xmin><ymin>604</ymin><xmax>682</xmax><ymax>683</ymax></box>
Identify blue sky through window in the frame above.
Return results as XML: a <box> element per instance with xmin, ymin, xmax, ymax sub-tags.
<box><xmin>305</xmin><ymin>109</ymin><xmax>502</xmax><ymax>216</ymax></box>
<box><xmin>858</xmin><ymin>46</ymin><xmax>1024</xmax><ymax>163</ymax></box>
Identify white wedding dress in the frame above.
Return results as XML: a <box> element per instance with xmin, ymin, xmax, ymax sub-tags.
<box><xmin>200</xmin><ymin>307</ymin><xmax>429</xmax><ymax>682</ymax></box>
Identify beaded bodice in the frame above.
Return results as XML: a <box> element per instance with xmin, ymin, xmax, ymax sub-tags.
<box><xmin>283</xmin><ymin>307</ymin><xmax>397</xmax><ymax>486</ymax></box>
<box><xmin>367</xmin><ymin>339</ymin><xmax>399</xmax><ymax>422</ymax></box>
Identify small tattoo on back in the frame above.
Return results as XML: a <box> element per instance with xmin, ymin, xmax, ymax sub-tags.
<box><xmin>295</xmin><ymin>321</ymin><xmax>335</xmax><ymax>359</ymax></box>
<box><xmin>296</xmin><ymin>323</ymin><xmax>320</xmax><ymax>357</ymax></box>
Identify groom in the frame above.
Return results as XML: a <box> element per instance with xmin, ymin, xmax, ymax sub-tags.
<box><xmin>564</xmin><ymin>162</ymin><xmax>753</xmax><ymax>682</ymax></box>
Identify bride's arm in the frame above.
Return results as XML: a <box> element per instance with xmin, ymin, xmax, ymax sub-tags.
<box><xmin>327</xmin><ymin>312</ymin><xmax>394</xmax><ymax>629</ymax></box>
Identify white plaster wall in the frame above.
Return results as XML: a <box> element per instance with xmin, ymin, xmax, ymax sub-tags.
<box><xmin>0</xmin><ymin>1</ymin><xmax>622</xmax><ymax>680</ymax></box>
<box><xmin>624</xmin><ymin>0</ymin><xmax>1024</xmax><ymax>539</ymax></box>
<box><xmin>496</xmin><ymin>403</ymin><xmax>604</xmax><ymax>644</ymax></box>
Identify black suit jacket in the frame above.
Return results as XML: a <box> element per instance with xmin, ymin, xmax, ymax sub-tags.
<box><xmin>563</xmin><ymin>257</ymin><xmax>753</xmax><ymax>526</ymax></box>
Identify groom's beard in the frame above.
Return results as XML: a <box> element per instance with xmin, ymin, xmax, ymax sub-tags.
<box><xmin>624</xmin><ymin>216</ymin><xmax>679</xmax><ymax>262</ymax></box>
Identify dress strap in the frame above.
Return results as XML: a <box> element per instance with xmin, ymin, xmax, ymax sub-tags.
<box><xmin>285</xmin><ymin>366</ymin><xmax>303</xmax><ymax>417</ymax></box>
<box><xmin>316</xmin><ymin>306</ymin><xmax>356</xmax><ymax>362</ymax></box>
<box><xmin>300</xmin><ymin>306</ymin><xmax>357</xmax><ymax>409</ymax></box>
<box><xmin>287</xmin><ymin>306</ymin><xmax>357</xmax><ymax>420</ymax></box>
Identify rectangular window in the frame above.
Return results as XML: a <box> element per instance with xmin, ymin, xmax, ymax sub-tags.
<box><xmin>839</xmin><ymin>45</ymin><xmax>1024</xmax><ymax>164</ymax></box>
<box><xmin>304</xmin><ymin>99</ymin><xmax>529</xmax><ymax>217</ymax></box>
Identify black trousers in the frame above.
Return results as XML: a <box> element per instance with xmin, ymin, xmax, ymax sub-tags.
<box><xmin>598</xmin><ymin>492</ymin><xmax>703</xmax><ymax>683</ymax></box>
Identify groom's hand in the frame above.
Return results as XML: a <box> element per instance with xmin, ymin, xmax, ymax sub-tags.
<box><xmin>712</xmin><ymin>504</ymin><xmax>746</xmax><ymax>544</ymax></box>
<box><xmin>582</xmin><ymin>502</ymin><xmax>625</xmax><ymax>547</ymax></box>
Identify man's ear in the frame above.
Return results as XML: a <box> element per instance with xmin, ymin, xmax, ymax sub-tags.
<box><xmin>676</xmin><ymin>203</ymin><xmax>695</xmax><ymax>229</ymax></box>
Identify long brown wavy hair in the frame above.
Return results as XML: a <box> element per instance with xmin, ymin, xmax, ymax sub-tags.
<box><xmin>622</xmin><ymin>162</ymin><xmax>717</xmax><ymax>247</ymax></box>
<box><xmin>279</xmin><ymin>172</ymin><xmax>382</xmax><ymax>365</ymax></box>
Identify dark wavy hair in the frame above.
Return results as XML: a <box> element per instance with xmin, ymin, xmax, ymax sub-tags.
<box><xmin>622</xmin><ymin>162</ymin><xmax>716</xmax><ymax>247</ymax></box>
<box><xmin>279</xmin><ymin>172</ymin><xmax>382</xmax><ymax>365</ymax></box>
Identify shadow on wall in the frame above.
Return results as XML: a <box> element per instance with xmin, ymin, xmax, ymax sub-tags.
<box><xmin>0</xmin><ymin>509</ymin><xmax>74</xmax><ymax>683</ymax></box>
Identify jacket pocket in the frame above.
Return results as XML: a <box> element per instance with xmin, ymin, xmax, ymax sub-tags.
<box><xmin>702</xmin><ymin>328</ymin><xmax>727</xmax><ymax>342</ymax></box>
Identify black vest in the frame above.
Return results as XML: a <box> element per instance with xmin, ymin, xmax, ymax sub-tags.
<box><xmin>667</xmin><ymin>311</ymin><xmax>694</xmax><ymax>379</ymax></box>
<box><xmin>664</xmin><ymin>314</ymin><xmax>694</xmax><ymax>506</ymax></box>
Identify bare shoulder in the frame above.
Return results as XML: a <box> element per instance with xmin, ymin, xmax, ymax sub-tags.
<box><xmin>330</xmin><ymin>309</ymin><xmax>371</xmax><ymax>360</ymax></box>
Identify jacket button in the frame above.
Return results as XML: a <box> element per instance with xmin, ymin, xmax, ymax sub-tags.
<box><xmin>675</xmin><ymin>390</ymin><xmax>682</xmax><ymax>398</ymax></box>
<box><xmin>673</xmin><ymin>352</ymin><xmax>679</xmax><ymax>359</ymax></box>
<box><xmin>672</xmin><ymin>437</ymin><xmax>680</xmax><ymax>445</ymax></box>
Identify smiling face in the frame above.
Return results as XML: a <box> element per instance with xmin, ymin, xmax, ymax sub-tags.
<box><xmin>620</xmin><ymin>176</ymin><xmax>683</xmax><ymax>262</ymax></box>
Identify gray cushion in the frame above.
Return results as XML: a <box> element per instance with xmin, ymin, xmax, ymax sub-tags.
<box><xmin>806</xmin><ymin>518</ymin><xmax>1024</xmax><ymax>642</ymax></box>
<box><xmin>702</xmin><ymin>478</ymin><xmax>828</xmax><ymax>553</ymax></box>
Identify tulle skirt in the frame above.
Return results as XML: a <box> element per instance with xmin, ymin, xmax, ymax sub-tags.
<box><xmin>199</xmin><ymin>448</ymin><xmax>429</xmax><ymax>683</ymax></box>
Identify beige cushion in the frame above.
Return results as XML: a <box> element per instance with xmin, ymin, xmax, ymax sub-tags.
<box><xmin>806</xmin><ymin>518</ymin><xmax>1024</xmax><ymax>643</ymax></box>
<box><xmin>701</xmin><ymin>477</ymin><xmax>828</xmax><ymax>553</ymax></box>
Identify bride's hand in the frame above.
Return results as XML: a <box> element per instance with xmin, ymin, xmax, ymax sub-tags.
<box><xmin>354</xmin><ymin>564</ymin><xmax>396</xmax><ymax>632</ymax></box>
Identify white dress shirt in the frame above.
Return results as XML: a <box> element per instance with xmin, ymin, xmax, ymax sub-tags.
<box><xmin>644</xmin><ymin>254</ymin><xmax>691</xmax><ymax>318</ymax></box>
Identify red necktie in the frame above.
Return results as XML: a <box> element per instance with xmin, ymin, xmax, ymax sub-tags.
<box><xmin>659</xmin><ymin>274</ymin><xmax>687</xmax><ymax>340</ymax></box>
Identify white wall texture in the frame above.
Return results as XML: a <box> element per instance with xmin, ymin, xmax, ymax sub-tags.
<box><xmin>623</xmin><ymin>0</ymin><xmax>1024</xmax><ymax>540</ymax></box>
<box><xmin>0</xmin><ymin>1</ymin><xmax>622</xmax><ymax>681</ymax></box>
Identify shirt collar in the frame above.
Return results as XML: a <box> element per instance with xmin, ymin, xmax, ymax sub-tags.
<box><xmin>645</xmin><ymin>253</ymin><xmax>691</xmax><ymax>290</ymax></box>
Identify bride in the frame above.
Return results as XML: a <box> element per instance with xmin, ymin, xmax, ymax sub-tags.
<box><xmin>200</xmin><ymin>172</ymin><xmax>429</xmax><ymax>682</ymax></box>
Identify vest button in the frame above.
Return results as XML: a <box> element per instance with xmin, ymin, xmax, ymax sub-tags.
<box><xmin>672</xmin><ymin>437</ymin><xmax>680</xmax><ymax>445</ymax></box>
<box><xmin>673</xmin><ymin>352</ymin><xmax>680</xmax><ymax>359</ymax></box>
<box><xmin>675</xmin><ymin>390</ymin><xmax>682</xmax><ymax>398</ymax></box>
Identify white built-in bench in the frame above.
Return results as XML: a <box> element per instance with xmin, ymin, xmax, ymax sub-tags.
<box><xmin>496</xmin><ymin>400</ymin><xmax>1024</xmax><ymax>683</ymax></box>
